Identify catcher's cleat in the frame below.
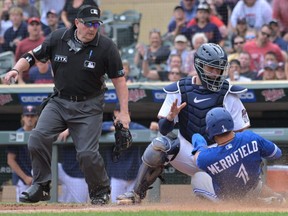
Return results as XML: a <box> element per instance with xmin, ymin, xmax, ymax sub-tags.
<box><xmin>116</xmin><ymin>191</ymin><xmax>141</xmax><ymax>205</ymax></box>
<box><xmin>19</xmin><ymin>182</ymin><xmax>51</xmax><ymax>203</ymax></box>
<box><xmin>91</xmin><ymin>193</ymin><xmax>110</xmax><ymax>205</ymax></box>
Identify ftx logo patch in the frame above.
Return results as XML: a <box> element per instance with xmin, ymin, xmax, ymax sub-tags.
<box><xmin>54</xmin><ymin>55</ymin><xmax>68</xmax><ymax>63</ymax></box>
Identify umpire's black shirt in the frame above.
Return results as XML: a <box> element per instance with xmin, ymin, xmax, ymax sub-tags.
<box><xmin>32</xmin><ymin>26</ymin><xmax>124</xmax><ymax>96</ymax></box>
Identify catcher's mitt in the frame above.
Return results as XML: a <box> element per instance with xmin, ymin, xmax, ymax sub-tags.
<box><xmin>112</xmin><ymin>121</ymin><xmax>133</xmax><ymax>162</ymax></box>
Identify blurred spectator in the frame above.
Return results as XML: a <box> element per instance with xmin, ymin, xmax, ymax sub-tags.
<box><xmin>134</xmin><ymin>28</ymin><xmax>170</xmax><ymax>71</ymax></box>
<box><xmin>122</xmin><ymin>60</ymin><xmax>137</xmax><ymax>83</ymax></box>
<box><xmin>244</xmin><ymin>28</ymin><xmax>257</xmax><ymax>41</ymax></box>
<box><xmin>261</xmin><ymin>62</ymin><xmax>277</xmax><ymax>80</ymax></box>
<box><xmin>230</xmin><ymin>0</ymin><xmax>272</xmax><ymax>31</ymax></box>
<box><xmin>243</xmin><ymin>24</ymin><xmax>284</xmax><ymax>72</ymax></box>
<box><xmin>167</xmin><ymin>35</ymin><xmax>190</xmax><ymax>73</ymax></box>
<box><xmin>227</xmin><ymin>59</ymin><xmax>251</xmax><ymax>82</ymax></box>
<box><xmin>15</xmin><ymin>17</ymin><xmax>45</xmax><ymax>84</ymax></box>
<box><xmin>43</xmin><ymin>10</ymin><xmax>64</xmax><ymax>36</ymax></box>
<box><xmin>228</xmin><ymin>35</ymin><xmax>245</xmax><ymax>62</ymax></box>
<box><xmin>6</xmin><ymin>105</ymin><xmax>38</xmax><ymax>202</ymax></box>
<box><xmin>142</xmin><ymin>54</ymin><xmax>183</xmax><ymax>81</ymax></box>
<box><xmin>166</xmin><ymin>5</ymin><xmax>189</xmax><ymax>42</ymax></box>
<box><xmin>2</xmin><ymin>7</ymin><xmax>28</xmax><ymax>53</ymax></box>
<box><xmin>28</xmin><ymin>62</ymin><xmax>54</xmax><ymax>84</ymax></box>
<box><xmin>168</xmin><ymin>0</ymin><xmax>199</xmax><ymax>26</ymax></box>
<box><xmin>39</xmin><ymin>0</ymin><xmax>65</xmax><ymax>26</ymax></box>
<box><xmin>143</xmin><ymin>66</ymin><xmax>183</xmax><ymax>82</ymax></box>
<box><xmin>0</xmin><ymin>0</ymin><xmax>14</xmax><ymax>50</ymax></box>
<box><xmin>269</xmin><ymin>19</ymin><xmax>288</xmax><ymax>52</ymax></box>
<box><xmin>187</xmin><ymin>2</ymin><xmax>223</xmax><ymax>45</ymax></box>
<box><xmin>230</xmin><ymin>18</ymin><xmax>248</xmax><ymax>42</ymax></box>
<box><xmin>167</xmin><ymin>67</ymin><xmax>183</xmax><ymax>82</ymax></box>
<box><xmin>184</xmin><ymin>32</ymin><xmax>208</xmax><ymax>76</ymax></box>
<box><xmin>187</xmin><ymin>1</ymin><xmax>227</xmax><ymax>39</ymax></box>
<box><xmin>16</xmin><ymin>0</ymin><xmax>40</xmax><ymax>21</ymax></box>
<box><xmin>211</xmin><ymin>0</ymin><xmax>230</xmax><ymax>26</ymax></box>
<box><xmin>264</xmin><ymin>51</ymin><xmax>279</xmax><ymax>65</ymax></box>
<box><xmin>256</xmin><ymin>51</ymin><xmax>279</xmax><ymax>79</ymax></box>
<box><xmin>272</xmin><ymin>0</ymin><xmax>288</xmax><ymax>36</ymax></box>
<box><xmin>57</xmin><ymin>129</ymin><xmax>89</xmax><ymax>203</ymax></box>
<box><xmin>275</xmin><ymin>62</ymin><xmax>287</xmax><ymax>80</ymax></box>
<box><xmin>238</xmin><ymin>51</ymin><xmax>258</xmax><ymax>80</ymax></box>
<box><xmin>61</xmin><ymin>0</ymin><xmax>98</xmax><ymax>28</ymax></box>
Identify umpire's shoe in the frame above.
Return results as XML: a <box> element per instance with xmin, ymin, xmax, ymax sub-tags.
<box><xmin>90</xmin><ymin>187</ymin><xmax>111</xmax><ymax>205</ymax></box>
<box><xmin>19</xmin><ymin>182</ymin><xmax>51</xmax><ymax>203</ymax></box>
<box><xmin>116</xmin><ymin>191</ymin><xmax>141</xmax><ymax>205</ymax></box>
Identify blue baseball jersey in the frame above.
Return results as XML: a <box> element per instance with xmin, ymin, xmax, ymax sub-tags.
<box><xmin>197</xmin><ymin>130</ymin><xmax>281</xmax><ymax>199</ymax></box>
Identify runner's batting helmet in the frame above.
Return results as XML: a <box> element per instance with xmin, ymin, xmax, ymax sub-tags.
<box><xmin>206</xmin><ymin>107</ymin><xmax>234</xmax><ymax>140</ymax></box>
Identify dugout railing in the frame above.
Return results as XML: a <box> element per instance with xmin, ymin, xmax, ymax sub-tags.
<box><xmin>0</xmin><ymin>128</ymin><xmax>287</xmax><ymax>202</ymax></box>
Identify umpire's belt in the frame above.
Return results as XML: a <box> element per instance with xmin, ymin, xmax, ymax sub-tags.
<box><xmin>58</xmin><ymin>91</ymin><xmax>103</xmax><ymax>102</ymax></box>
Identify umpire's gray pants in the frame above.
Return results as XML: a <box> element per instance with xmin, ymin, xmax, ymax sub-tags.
<box><xmin>28</xmin><ymin>95</ymin><xmax>110</xmax><ymax>193</ymax></box>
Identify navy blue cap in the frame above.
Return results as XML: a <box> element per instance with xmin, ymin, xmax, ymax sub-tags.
<box><xmin>23</xmin><ymin>105</ymin><xmax>37</xmax><ymax>115</ymax></box>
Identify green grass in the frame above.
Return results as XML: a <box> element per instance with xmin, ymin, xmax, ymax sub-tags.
<box><xmin>1</xmin><ymin>212</ymin><xmax>288</xmax><ymax>216</ymax></box>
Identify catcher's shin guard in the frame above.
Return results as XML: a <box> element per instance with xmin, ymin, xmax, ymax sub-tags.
<box><xmin>133</xmin><ymin>135</ymin><xmax>180</xmax><ymax>200</ymax></box>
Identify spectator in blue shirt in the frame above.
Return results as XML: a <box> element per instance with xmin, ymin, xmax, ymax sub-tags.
<box><xmin>2</xmin><ymin>7</ymin><xmax>28</xmax><ymax>53</ymax></box>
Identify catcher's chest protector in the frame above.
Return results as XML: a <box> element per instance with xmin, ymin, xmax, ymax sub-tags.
<box><xmin>178</xmin><ymin>78</ymin><xmax>229</xmax><ymax>144</ymax></box>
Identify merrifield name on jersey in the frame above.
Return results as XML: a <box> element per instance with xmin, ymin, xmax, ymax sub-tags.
<box><xmin>207</xmin><ymin>141</ymin><xmax>258</xmax><ymax>175</ymax></box>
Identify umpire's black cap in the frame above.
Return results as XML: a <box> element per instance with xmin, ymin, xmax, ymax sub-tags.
<box><xmin>77</xmin><ymin>5</ymin><xmax>102</xmax><ymax>23</ymax></box>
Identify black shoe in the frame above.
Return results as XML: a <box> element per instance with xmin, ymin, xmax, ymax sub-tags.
<box><xmin>19</xmin><ymin>182</ymin><xmax>51</xmax><ymax>203</ymax></box>
<box><xmin>90</xmin><ymin>186</ymin><xmax>111</xmax><ymax>205</ymax></box>
<box><xmin>91</xmin><ymin>193</ymin><xmax>110</xmax><ymax>205</ymax></box>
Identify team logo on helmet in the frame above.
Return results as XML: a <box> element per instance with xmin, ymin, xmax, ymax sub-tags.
<box><xmin>221</xmin><ymin>125</ymin><xmax>228</xmax><ymax>133</ymax></box>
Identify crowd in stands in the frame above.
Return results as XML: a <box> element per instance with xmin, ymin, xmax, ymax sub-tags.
<box><xmin>1</xmin><ymin>0</ymin><xmax>288</xmax><ymax>204</ymax></box>
<box><xmin>0</xmin><ymin>0</ymin><xmax>287</xmax><ymax>84</ymax></box>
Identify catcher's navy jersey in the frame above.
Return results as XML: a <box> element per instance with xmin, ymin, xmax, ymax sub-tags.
<box><xmin>197</xmin><ymin>130</ymin><xmax>281</xmax><ymax>199</ymax></box>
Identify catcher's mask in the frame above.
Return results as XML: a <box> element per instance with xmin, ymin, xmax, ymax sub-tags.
<box><xmin>194</xmin><ymin>43</ymin><xmax>229</xmax><ymax>92</ymax></box>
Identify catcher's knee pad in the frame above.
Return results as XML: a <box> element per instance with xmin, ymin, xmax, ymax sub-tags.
<box><xmin>132</xmin><ymin>136</ymin><xmax>179</xmax><ymax>200</ymax></box>
<box><xmin>142</xmin><ymin>136</ymin><xmax>179</xmax><ymax>167</ymax></box>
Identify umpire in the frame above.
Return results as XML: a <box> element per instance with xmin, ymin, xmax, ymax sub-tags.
<box><xmin>3</xmin><ymin>4</ymin><xmax>131</xmax><ymax>205</ymax></box>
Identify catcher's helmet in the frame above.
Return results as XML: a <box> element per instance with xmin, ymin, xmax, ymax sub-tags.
<box><xmin>194</xmin><ymin>43</ymin><xmax>229</xmax><ymax>92</ymax></box>
<box><xmin>206</xmin><ymin>107</ymin><xmax>234</xmax><ymax>140</ymax></box>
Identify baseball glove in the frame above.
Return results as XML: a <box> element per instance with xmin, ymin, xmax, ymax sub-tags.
<box><xmin>112</xmin><ymin>121</ymin><xmax>133</xmax><ymax>162</ymax></box>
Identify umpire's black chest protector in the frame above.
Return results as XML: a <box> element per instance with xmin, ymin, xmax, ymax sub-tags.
<box><xmin>178</xmin><ymin>77</ymin><xmax>229</xmax><ymax>144</ymax></box>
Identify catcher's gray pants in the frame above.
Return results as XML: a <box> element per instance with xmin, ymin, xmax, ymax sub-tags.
<box><xmin>28</xmin><ymin>95</ymin><xmax>110</xmax><ymax>194</ymax></box>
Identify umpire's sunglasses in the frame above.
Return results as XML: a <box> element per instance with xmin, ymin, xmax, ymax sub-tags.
<box><xmin>78</xmin><ymin>19</ymin><xmax>100</xmax><ymax>28</ymax></box>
